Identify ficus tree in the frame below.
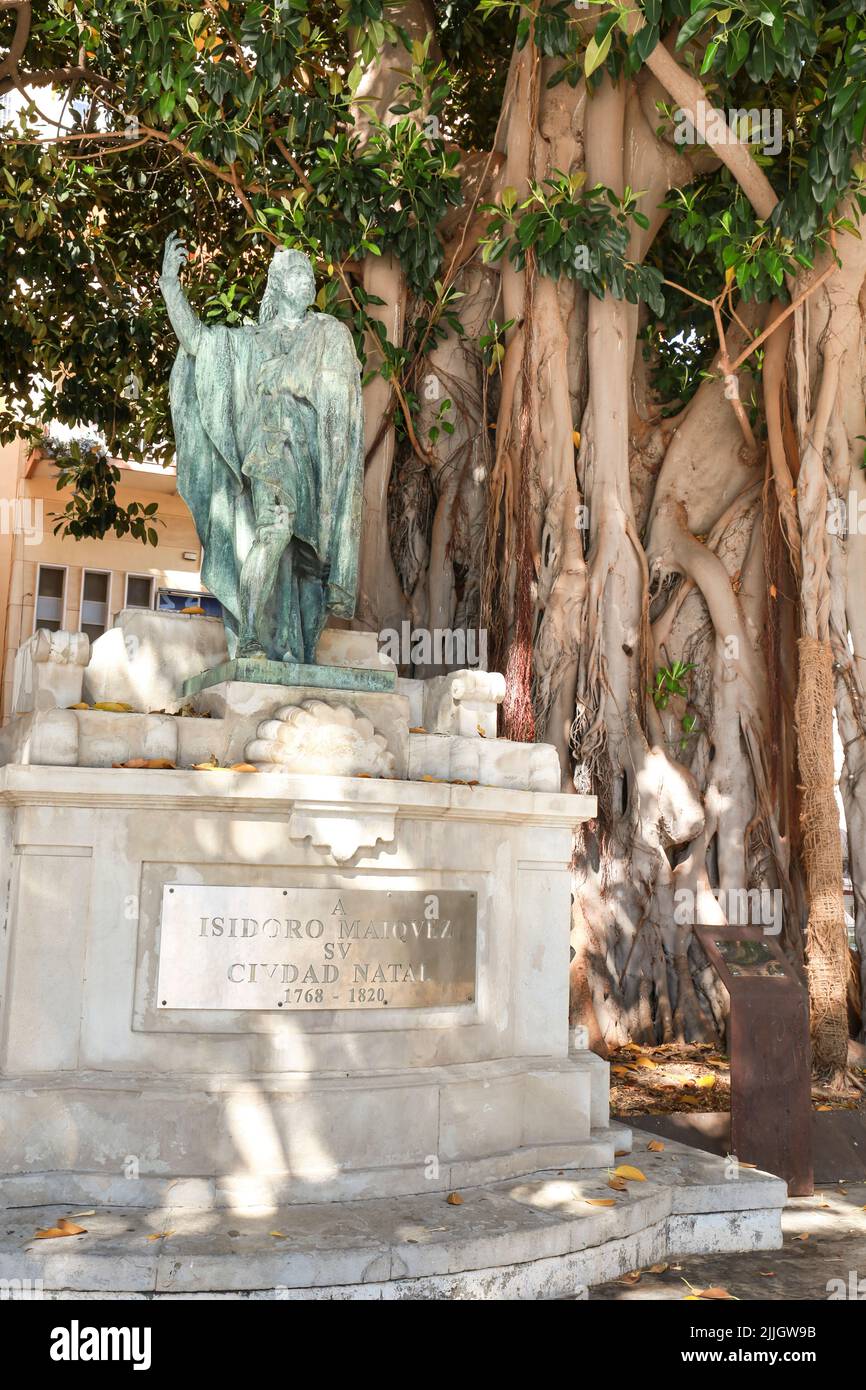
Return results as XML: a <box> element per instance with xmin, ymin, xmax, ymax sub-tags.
<box><xmin>2</xmin><ymin>0</ymin><xmax>866</xmax><ymax>1083</ymax></box>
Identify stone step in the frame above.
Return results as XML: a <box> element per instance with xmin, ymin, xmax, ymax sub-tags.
<box><xmin>0</xmin><ymin>1133</ymin><xmax>786</xmax><ymax>1300</ymax></box>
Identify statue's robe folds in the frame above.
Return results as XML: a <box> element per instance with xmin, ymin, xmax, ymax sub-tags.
<box><xmin>168</xmin><ymin>312</ymin><xmax>364</xmax><ymax>658</ymax></box>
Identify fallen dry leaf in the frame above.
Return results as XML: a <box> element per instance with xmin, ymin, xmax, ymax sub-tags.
<box><xmin>608</xmin><ymin>1177</ymin><xmax>627</xmax><ymax>1191</ymax></box>
<box><xmin>115</xmin><ymin>757</ymin><xmax>176</xmax><ymax>769</ymax></box>
<box><xmin>634</xmin><ymin>1056</ymin><xmax>658</xmax><ymax>1069</ymax></box>
<box><xmin>613</xmin><ymin>1164</ymin><xmax>647</xmax><ymax>1182</ymax></box>
<box><xmin>585</xmin><ymin>1198</ymin><xmax>616</xmax><ymax>1207</ymax></box>
<box><xmin>698</xmin><ymin>1287</ymin><xmax>737</xmax><ymax>1300</ymax></box>
<box><xmin>476</xmin><ymin>724</ymin><xmax>486</xmax><ymax>738</ymax></box>
<box><xmin>93</xmin><ymin>701</ymin><xmax>134</xmax><ymax>713</ymax></box>
<box><xmin>146</xmin><ymin>1230</ymin><xmax>174</xmax><ymax>1242</ymax></box>
<box><xmin>794</xmin><ymin>1233</ymin><xmax>810</xmax><ymax>1242</ymax></box>
<box><xmin>270</xmin><ymin>1231</ymin><xmax>287</xmax><ymax>1239</ymax></box>
<box><xmin>648</xmin><ymin>1262</ymin><xmax>669</xmax><ymax>1275</ymax></box>
<box><xmin>647</xmin><ymin>1140</ymin><xmax>665</xmax><ymax>1152</ymax></box>
<box><xmin>611</xmin><ymin>1066</ymin><xmax>633</xmax><ymax>1077</ymax></box>
<box><xmin>68</xmin><ymin>701</ymin><xmax>90</xmax><ymax>710</ymax></box>
<box><xmin>696</xmin><ymin>1074</ymin><xmax>717</xmax><ymax>1088</ymax></box>
<box><xmin>446</xmin><ymin>1192</ymin><xmax>463</xmax><ymax>1206</ymax></box>
<box><xmin>614</xmin><ymin>1148</ymin><xmax>630</xmax><ymax>1157</ymax></box>
<box><xmin>619</xmin><ymin>1270</ymin><xmax>641</xmax><ymax>1285</ymax></box>
<box><xmin>228</xmin><ymin>762</ymin><xmax>258</xmax><ymax>773</ymax></box>
<box><xmin>759</xmin><ymin>1271</ymin><xmax>776</xmax><ymax>1278</ymax></box>
<box><xmin>33</xmin><ymin>1218</ymin><xmax>87</xmax><ymax>1240</ymax></box>
<box><xmin>409</xmin><ymin>726</ymin><xmax>426</xmax><ymax>734</ymax></box>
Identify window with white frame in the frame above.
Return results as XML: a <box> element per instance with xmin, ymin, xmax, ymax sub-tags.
<box><xmin>34</xmin><ymin>565</ymin><xmax>66</xmax><ymax>633</ymax></box>
<box><xmin>157</xmin><ymin>589</ymin><xmax>222</xmax><ymax>618</ymax></box>
<box><xmin>80</xmin><ymin>570</ymin><xmax>111</xmax><ymax>642</ymax></box>
<box><xmin>125</xmin><ymin>573</ymin><xmax>155</xmax><ymax>609</ymax></box>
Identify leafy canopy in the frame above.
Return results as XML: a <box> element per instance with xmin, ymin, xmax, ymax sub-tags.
<box><xmin>1</xmin><ymin>0</ymin><xmax>865</xmax><ymax>502</ymax></box>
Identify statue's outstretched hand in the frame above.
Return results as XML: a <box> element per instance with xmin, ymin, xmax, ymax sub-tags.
<box><xmin>162</xmin><ymin>232</ymin><xmax>188</xmax><ymax>282</ymax></box>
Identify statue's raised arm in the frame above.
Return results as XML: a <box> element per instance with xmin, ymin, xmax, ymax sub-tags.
<box><xmin>159</xmin><ymin>232</ymin><xmax>202</xmax><ymax>356</ymax></box>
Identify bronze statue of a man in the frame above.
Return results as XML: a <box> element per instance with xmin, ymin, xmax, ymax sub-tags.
<box><xmin>160</xmin><ymin>233</ymin><xmax>364</xmax><ymax>664</ymax></box>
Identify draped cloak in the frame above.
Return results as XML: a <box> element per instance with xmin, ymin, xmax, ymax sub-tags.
<box><xmin>168</xmin><ymin>311</ymin><xmax>364</xmax><ymax>658</ymax></box>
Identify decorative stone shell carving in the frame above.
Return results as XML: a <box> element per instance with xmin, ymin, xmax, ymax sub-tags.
<box><xmin>245</xmin><ymin>698</ymin><xmax>395</xmax><ymax>778</ymax></box>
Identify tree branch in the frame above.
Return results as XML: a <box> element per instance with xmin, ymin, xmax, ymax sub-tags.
<box><xmin>0</xmin><ymin>0</ymin><xmax>30</xmax><ymax>83</ymax></box>
<box><xmin>623</xmin><ymin>1</ymin><xmax>778</xmax><ymax>220</ymax></box>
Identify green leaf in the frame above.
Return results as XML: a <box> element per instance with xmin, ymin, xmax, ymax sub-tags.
<box><xmin>585</xmin><ymin>28</ymin><xmax>613</xmax><ymax>79</ymax></box>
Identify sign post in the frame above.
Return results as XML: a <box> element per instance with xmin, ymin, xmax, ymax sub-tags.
<box><xmin>695</xmin><ymin>925</ymin><xmax>813</xmax><ymax>1196</ymax></box>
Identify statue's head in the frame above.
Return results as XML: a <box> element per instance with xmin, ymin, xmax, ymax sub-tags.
<box><xmin>259</xmin><ymin>247</ymin><xmax>316</xmax><ymax>321</ymax></box>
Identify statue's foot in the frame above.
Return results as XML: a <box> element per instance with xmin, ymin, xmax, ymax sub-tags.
<box><xmin>281</xmin><ymin>649</ymin><xmax>302</xmax><ymax>664</ymax></box>
<box><xmin>237</xmin><ymin>640</ymin><xmax>268</xmax><ymax>661</ymax></box>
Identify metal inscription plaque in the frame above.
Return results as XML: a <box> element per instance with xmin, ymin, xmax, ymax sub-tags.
<box><xmin>156</xmin><ymin>885</ymin><xmax>477</xmax><ymax>1011</ymax></box>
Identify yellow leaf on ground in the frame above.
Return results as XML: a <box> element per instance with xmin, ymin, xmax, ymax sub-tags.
<box><xmin>585</xmin><ymin>1198</ymin><xmax>616</xmax><ymax>1207</ymax></box>
<box><xmin>611</xmin><ymin>1066</ymin><xmax>632</xmax><ymax>1077</ymax></box>
<box><xmin>34</xmin><ymin>1218</ymin><xmax>87</xmax><ymax>1240</ymax></box>
<box><xmin>68</xmin><ymin>702</ymin><xmax>90</xmax><ymax>710</ymax></box>
<box><xmin>608</xmin><ymin>1177</ymin><xmax>627</xmax><ymax>1191</ymax></box>
<box><xmin>795</xmin><ymin>1233</ymin><xmax>810</xmax><ymax>1241</ymax></box>
<box><xmin>146</xmin><ymin>1231</ymin><xmax>174</xmax><ymax>1242</ymax></box>
<box><xmin>614</xmin><ymin>1149</ymin><xmax>630</xmax><ymax>1157</ymax></box>
<box><xmin>93</xmin><ymin>701</ymin><xmax>133</xmax><ymax>713</ymax></box>
<box><xmin>613</xmin><ymin>1164</ymin><xmax>647</xmax><ymax>1182</ymax></box>
<box><xmin>228</xmin><ymin>763</ymin><xmax>258</xmax><ymax>773</ymax></box>
<box><xmin>648</xmin><ymin>1262</ymin><xmax>669</xmax><ymax>1274</ymax></box>
<box><xmin>409</xmin><ymin>727</ymin><xmax>427</xmax><ymax>734</ymax></box>
<box><xmin>270</xmin><ymin>1231</ymin><xmax>287</xmax><ymax>1239</ymax></box>
<box><xmin>476</xmin><ymin>724</ymin><xmax>486</xmax><ymax>738</ymax></box>
<box><xmin>634</xmin><ymin>1056</ymin><xmax>658</xmax><ymax>1069</ymax></box>
<box><xmin>647</xmin><ymin>1140</ymin><xmax>665</xmax><ymax>1152</ymax></box>
<box><xmin>697</xmin><ymin>1074</ymin><xmax>717</xmax><ymax>1088</ymax></box>
<box><xmin>698</xmin><ymin>1287</ymin><xmax>737</xmax><ymax>1300</ymax></box>
<box><xmin>619</xmin><ymin>1270</ymin><xmax>641</xmax><ymax>1285</ymax></box>
<box><xmin>446</xmin><ymin>1192</ymin><xmax>463</xmax><ymax>1205</ymax></box>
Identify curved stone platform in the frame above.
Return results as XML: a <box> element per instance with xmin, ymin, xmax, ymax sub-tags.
<box><xmin>1</xmin><ymin>1135</ymin><xmax>786</xmax><ymax>1300</ymax></box>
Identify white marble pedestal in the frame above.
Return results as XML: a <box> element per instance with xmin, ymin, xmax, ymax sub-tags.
<box><xmin>0</xmin><ymin>765</ymin><xmax>614</xmax><ymax>1208</ymax></box>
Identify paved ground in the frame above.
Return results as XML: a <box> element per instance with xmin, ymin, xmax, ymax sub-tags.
<box><xmin>590</xmin><ymin>1182</ymin><xmax>866</xmax><ymax>1300</ymax></box>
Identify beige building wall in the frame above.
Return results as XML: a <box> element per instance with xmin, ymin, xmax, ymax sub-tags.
<box><xmin>0</xmin><ymin>441</ymin><xmax>207</xmax><ymax>720</ymax></box>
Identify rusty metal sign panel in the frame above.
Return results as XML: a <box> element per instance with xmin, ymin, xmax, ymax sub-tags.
<box><xmin>696</xmin><ymin>925</ymin><xmax>813</xmax><ymax>1197</ymax></box>
<box><xmin>156</xmin><ymin>885</ymin><xmax>477</xmax><ymax>1011</ymax></box>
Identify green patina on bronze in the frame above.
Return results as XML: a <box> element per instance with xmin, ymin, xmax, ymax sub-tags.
<box><xmin>160</xmin><ymin>234</ymin><xmax>364</xmax><ymax>665</ymax></box>
<box><xmin>183</xmin><ymin>657</ymin><xmax>395</xmax><ymax>698</ymax></box>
